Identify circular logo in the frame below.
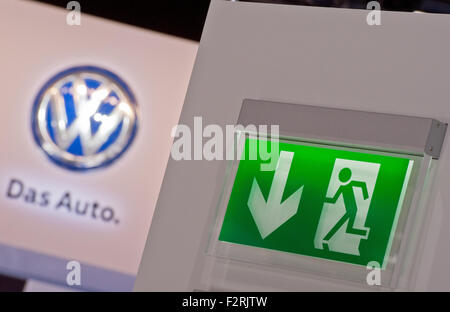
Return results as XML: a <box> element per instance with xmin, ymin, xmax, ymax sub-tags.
<box><xmin>32</xmin><ymin>66</ymin><xmax>138</xmax><ymax>171</ymax></box>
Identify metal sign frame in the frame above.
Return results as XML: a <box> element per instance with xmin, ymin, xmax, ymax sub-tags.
<box><xmin>200</xmin><ymin>99</ymin><xmax>446</xmax><ymax>291</ymax></box>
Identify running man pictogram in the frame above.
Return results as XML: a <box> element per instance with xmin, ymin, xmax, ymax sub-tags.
<box><xmin>322</xmin><ymin>167</ymin><xmax>369</xmax><ymax>250</ymax></box>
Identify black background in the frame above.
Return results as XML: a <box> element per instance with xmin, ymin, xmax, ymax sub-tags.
<box><xmin>34</xmin><ymin>0</ymin><xmax>450</xmax><ymax>41</ymax></box>
<box><xmin>35</xmin><ymin>0</ymin><xmax>211</xmax><ymax>41</ymax></box>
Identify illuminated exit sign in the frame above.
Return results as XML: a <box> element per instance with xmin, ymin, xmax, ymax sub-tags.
<box><xmin>219</xmin><ymin>138</ymin><xmax>414</xmax><ymax>268</ymax></box>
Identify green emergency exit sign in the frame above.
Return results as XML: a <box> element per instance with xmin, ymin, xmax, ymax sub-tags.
<box><xmin>219</xmin><ymin>138</ymin><xmax>414</xmax><ymax>268</ymax></box>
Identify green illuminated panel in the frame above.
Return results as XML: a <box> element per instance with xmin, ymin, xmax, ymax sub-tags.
<box><xmin>219</xmin><ymin>138</ymin><xmax>413</xmax><ymax>268</ymax></box>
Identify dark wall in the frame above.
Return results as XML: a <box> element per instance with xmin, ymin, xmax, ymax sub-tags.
<box><xmin>0</xmin><ymin>274</ymin><xmax>25</xmax><ymax>292</ymax></box>
<box><xmin>34</xmin><ymin>0</ymin><xmax>450</xmax><ymax>42</ymax></box>
<box><xmin>35</xmin><ymin>0</ymin><xmax>211</xmax><ymax>41</ymax></box>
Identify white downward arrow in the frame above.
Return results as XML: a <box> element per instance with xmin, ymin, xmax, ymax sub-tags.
<box><xmin>248</xmin><ymin>151</ymin><xmax>303</xmax><ymax>239</ymax></box>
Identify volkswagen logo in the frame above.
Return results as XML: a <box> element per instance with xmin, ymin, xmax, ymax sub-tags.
<box><xmin>32</xmin><ymin>66</ymin><xmax>138</xmax><ymax>171</ymax></box>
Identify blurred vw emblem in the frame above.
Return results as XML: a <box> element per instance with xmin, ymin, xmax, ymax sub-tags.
<box><xmin>32</xmin><ymin>66</ymin><xmax>138</xmax><ymax>171</ymax></box>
